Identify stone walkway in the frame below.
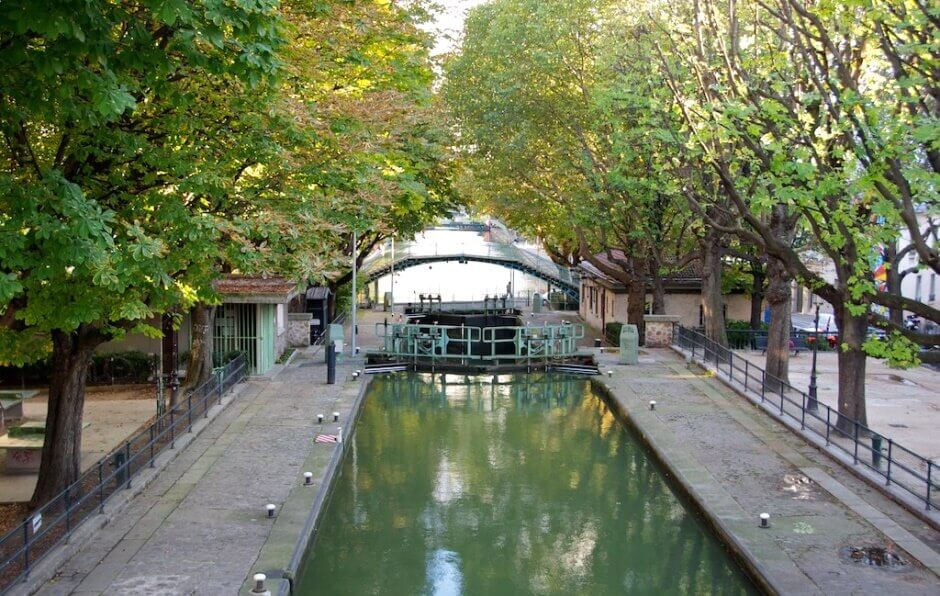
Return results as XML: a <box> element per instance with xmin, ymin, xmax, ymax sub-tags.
<box><xmin>598</xmin><ymin>348</ymin><xmax>940</xmax><ymax>595</ymax></box>
<box><xmin>28</xmin><ymin>348</ymin><xmax>365</xmax><ymax>595</ymax></box>
<box><xmin>734</xmin><ymin>349</ymin><xmax>940</xmax><ymax>460</ymax></box>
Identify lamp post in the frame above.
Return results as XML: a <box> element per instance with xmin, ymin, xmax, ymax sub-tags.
<box><xmin>808</xmin><ymin>304</ymin><xmax>820</xmax><ymax>411</ymax></box>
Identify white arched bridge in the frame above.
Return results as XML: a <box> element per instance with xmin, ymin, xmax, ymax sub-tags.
<box><xmin>360</xmin><ymin>240</ymin><xmax>580</xmax><ymax>302</ymax></box>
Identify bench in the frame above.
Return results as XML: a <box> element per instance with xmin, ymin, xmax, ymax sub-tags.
<box><xmin>753</xmin><ymin>336</ymin><xmax>805</xmax><ymax>356</ymax></box>
<box><xmin>0</xmin><ymin>390</ymin><xmax>39</xmax><ymax>431</ymax></box>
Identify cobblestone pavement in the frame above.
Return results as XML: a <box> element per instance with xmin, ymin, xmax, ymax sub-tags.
<box><xmin>30</xmin><ymin>346</ymin><xmax>366</xmax><ymax>595</ymax></box>
<box><xmin>597</xmin><ymin>348</ymin><xmax>940</xmax><ymax>595</ymax></box>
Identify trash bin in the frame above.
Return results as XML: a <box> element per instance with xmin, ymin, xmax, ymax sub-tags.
<box><xmin>619</xmin><ymin>324</ymin><xmax>639</xmax><ymax>365</ymax></box>
<box><xmin>871</xmin><ymin>434</ymin><xmax>883</xmax><ymax>468</ymax></box>
<box><xmin>532</xmin><ymin>293</ymin><xmax>542</xmax><ymax>314</ymax></box>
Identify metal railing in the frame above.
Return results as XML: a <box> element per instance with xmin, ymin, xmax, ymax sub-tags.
<box><xmin>0</xmin><ymin>354</ymin><xmax>248</xmax><ymax>593</ymax></box>
<box><xmin>674</xmin><ymin>326</ymin><xmax>937</xmax><ymax>512</ymax></box>
<box><xmin>723</xmin><ymin>328</ymin><xmax>840</xmax><ymax>351</ymax></box>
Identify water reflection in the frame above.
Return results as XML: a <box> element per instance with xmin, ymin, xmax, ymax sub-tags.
<box><xmin>297</xmin><ymin>373</ymin><xmax>757</xmax><ymax>595</ymax></box>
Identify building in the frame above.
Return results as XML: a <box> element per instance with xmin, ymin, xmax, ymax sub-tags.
<box><xmin>577</xmin><ymin>254</ymin><xmax>755</xmax><ymax>332</ymax></box>
<box><xmin>211</xmin><ymin>276</ymin><xmax>300</xmax><ymax>375</ymax></box>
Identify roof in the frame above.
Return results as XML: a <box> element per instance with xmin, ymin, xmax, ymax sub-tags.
<box><xmin>214</xmin><ymin>275</ymin><xmax>299</xmax><ymax>304</ymax></box>
<box><xmin>577</xmin><ymin>251</ymin><xmax>703</xmax><ymax>291</ymax></box>
<box><xmin>305</xmin><ymin>286</ymin><xmax>330</xmax><ymax>301</ymax></box>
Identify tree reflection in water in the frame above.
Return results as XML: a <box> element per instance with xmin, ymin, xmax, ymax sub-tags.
<box><xmin>298</xmin><ymin>373</ymin><xmax>757</xmax><ymax>595</ymax></box>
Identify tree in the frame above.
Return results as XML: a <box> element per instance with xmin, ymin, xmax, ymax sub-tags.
<box><xmin>0</xmin><ymin>0</ymin><xmax>283</xmax><ymax>505</ymax></box>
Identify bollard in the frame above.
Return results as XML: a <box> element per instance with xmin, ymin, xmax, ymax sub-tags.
<box><xmin>759</xmin><ymin>513</ymin><xmax>770</xmax><ymax>528</ymax></box>
<box><xmin>649</xmin><ymin>400</ymin><xmax>656</xmax><ymax>411</ymax></box>
<box><xmin>304</xmin><ymin>472</ymin><xmax>313</xmax><ymax>486</ymax></box>
<box><xmin>337</xmin><ymin>426</ymin><xmax>343</xmax><ymax>443</ymax></box>
<box><xmin>266</xmin><ymin>504</ymin><xmax>276</xmax><ymax>518</ymax></box>
<box><xmin>607</xmin><ymin>370</ymin><xmax>613</xmax><ymax>378</ymax></box>
<box><xmin>327</xmin><ymin>342</ymin><xmax>337</xmax><ymax>385</ymax></box>
<box><xmin>317</xmin><ymin>414</ymin><xmax>324</xmax><ymax>424</ymax></box>
<box><xmin>333</xmin><ymin>411</ymin><xmax>340</xmax><ymax>422</ymax></box>
<box><xmin>251</xmin><ymin>573</ymin><xmax>271</xmax><ymax>596</ymax></box>
<box><xmin>594</xmin><ymin>338</ymin><xmax>602</xmax><ymax>348</ymax></box>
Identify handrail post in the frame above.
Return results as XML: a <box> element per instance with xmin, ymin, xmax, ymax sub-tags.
<box><xmin>825</xmin><ymin>408</ymin><xmax>831</xmax><ymax>445</ymax></box>
<box><xmin>65</xmin><ymin>485</ymin><xmax>72</xmax><ymax>537</ymax></box>
<box><xmin>187</xmin><ymin>394</ymin><xmax>193</xmax><ymax>432</ymax></box>
<box><xmin>927</xmin><ymin>461</ymin><xmax>933</xmax><ymax>511</ymax></box>
<box><xmin>149</xmin><ymin>426</ymin><xmax>155</xmax><ymax>468</ymax></box>
<box><xmin>800</xmin><ymin>394</ymin><xmax>806</xmax><ymax>430</ymax></box>
<box><xmin>125</xmin><ymin>441</ymin><xmax>132</xmax><ymax>489</ymax></box>
<box><xmin>779</xmin><ymin>384</ymin><xmax>784</xmax><ymax>415</ymax></box>
<box><xmin>760</xmin><ymin>371</ymin><xmax>766</xmax><ymax>402</ymax></box>
<box><xmin>885</xmin><ymin>439</ymin><xmax>893</xmax><ymax>486</ymax></box>
<box><xmin>170</xmin><ymin>408</ymin><xmax>176</xmax><ymax>449</ymax></box>
<box><xmin>23</xmin><ymin>522</ymin><xmax>29</xmax><ymax>575</ymax></box>
<box><xmin>744</xmin><ymin>359</ymin><xmax>749</xmax><ymax>392</ymax></box>
<box><xmin>98</xmin><ymin>460</ymin><xmax>104</xmax><ymax>513</ymax></box>
<box><xmin>853</xmin><ymin>421</ymin><xmax>860</xmax><ymax>464</ymax></box>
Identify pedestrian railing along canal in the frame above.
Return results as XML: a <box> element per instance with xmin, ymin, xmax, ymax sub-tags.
<box><xmin>0</xmin><ymin>354</ymin><xmax>249</xmax><ymax>593</ymax></box>
<box><xmin>372</xmin><ymin>322</ymin><xmax>586</xmax><ymax>365</ymax></box>
<box><xmin>674</xmin><ymin>326</ymin><xmax>938</xmax><ymax>512</ymax></box>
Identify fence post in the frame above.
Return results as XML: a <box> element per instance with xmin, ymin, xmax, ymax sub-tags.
<box><xmin>188</xmin><ymin>395</ymin><xmax>193</xmax><ymax>433</ymax></box>
<box><xmin>853</xmin><ymin>421</ymin><xmax>860</xmax><ymax>464</ymax></box>
<box><xmin>218</xmin><ymin>369</ymin><xmax>224</xmax><ymax>405</ymax></box>
<box><xmin>885</xmin><ymin>439</ymin><xmax>893</xmax><ymax>486</ymax></box>
<box><xmin>927</xmin><ymin>461</ymin><xmax>933</xmax><ymax>511</ymax></box>
<box><xmin>98</xmin><ymin>460</ymin><xmax>104</xmax><ymax>513</ymax></box>
<box><xmin>23</xmin><ymin>522</ymin><xmax>30</xmax><ymax>576</ymax></box>
<box><xmin>744</xmin><ymin>360</ymin><xmax>749</xmax><ymax>392</ymax></box>
<box><xmin>728</xmin><ymin>350</ymin><xmax>733</xmax><ymax>381</ymax></box>
<box><xmin>779</xmin><ymin>384</ymin><xmax>784</xmax><ymax>415</ymax></box>
<box><xmin>800</xmin><ymin>394</ymin><xmax>806</xmax><ymax>430</ymax></box>
<box><xmin>760</xmin><ymin>371</ymin><xmax>766</xmax><ymax>402</ymax></box>
<box><xmin>65</xmin><ymin>485</ymin><xmax>72</xmax><ymax>537</ymax></box>
<box><xmin>125</xmin><ymin>441</ymin><xmax>132</xmax><ymax>489</ymax></box>
<box><xmin>149</xmin><ymin>426</ymin><xmax>155</xmax><ymax>468</ymax></box>
<box><xmin>825</xmin><ymin>409</ymin><xmax>831</xmax><ymax>446</ymax></box>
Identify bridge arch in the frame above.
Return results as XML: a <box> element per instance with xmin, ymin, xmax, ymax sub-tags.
<box><xmin>360</xmin><ymin>244</ymin><xmax>580</xmax><ymax>302</ymax></box>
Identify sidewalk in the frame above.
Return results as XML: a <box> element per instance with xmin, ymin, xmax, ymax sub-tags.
<box><xmin>29</xmin><ymin>348</ymin><xmax>365</xmax><ymax>595</ymax></box>
<box><xmin>733</xmin><ymin>349</ymin><xmax>940</xmax><ymax>461</ymax></box>
<box><xmin>597</xmin><ymin>348</ymin><xmax>940</xmax><ymax>594</ymax></box>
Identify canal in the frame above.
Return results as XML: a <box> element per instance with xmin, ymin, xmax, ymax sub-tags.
<box><xmin>296</xmin><ymin>373</ymin><xmax>757</xmax><ymax>595</ymax></box>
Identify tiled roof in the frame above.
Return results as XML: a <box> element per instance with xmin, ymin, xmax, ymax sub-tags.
<box><xmin>214</xmin><ymin>275</ymin><xmax>298</xmax><ymax>297</ymax></box>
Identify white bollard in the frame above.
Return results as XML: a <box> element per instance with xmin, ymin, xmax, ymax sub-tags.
<box><xmin>303</xmin><ymin>472</ymin><xmax>313</xmax><ymax>486</ymax></box>
<box><xmin>607</xmin><ymin>370</ymin><xmax>613</xmax><ymax>378</ymax></box>
<box><xmin>759</xmin><ymin>512</ymin><xmax>770</xmax><ymax>528</ymax></box>
<box><xmin>251</xmin><ymin>573</ymin><xmax>270</xmax><ymax>595</ymax></box>
<box><xmin>649</xmin><ymin>400</ymin><xmax>656</xmax><ymax>411</ymax></box>
<box><xmin>266</xmin><ymin>504</ymin><xmax>276</xmax><ymax>518</ymax></box>
<box><xmin>333</xmin><ymin>411</ymin><xmax>340</xmax><ymax>422</ymax></box>
<box><xmin>317</xmin><ymin>414</ymin><xmax>324</xmax><ymax>424</ymax></box>
<box><xmin>337</xmin><ymin>426</ymin><xmax>343</xmax><ymax>443</ymax></box>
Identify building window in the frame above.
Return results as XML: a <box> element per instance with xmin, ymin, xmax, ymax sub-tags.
<box><xmin>915</xmin><ymin>275</ymin><xmax>922</xmax><ymax>302</ymax></box>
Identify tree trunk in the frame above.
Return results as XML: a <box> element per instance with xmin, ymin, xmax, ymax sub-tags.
<box><xmin>628</xmin><ymin>278</ymin><xmax>646</xmax><ymax>346</ymax></box>
<box><xmin>832</xmin><ymin>303</ymin><xmax>869</xmax><ymax>433</ymax></box>
<box><xmin>30</xmin><ymin>327</ymin><xmax>105</xmax><ymax>507</ymax></box>
<box><xmin>883</xmin><ymin>242</ymin><xmax>903</xmax><ymax>327</ymax></box>
<box><xmin>701</xmin><ymin>231</ymin><xmax>728</xmax><ymax>346</ymax></box>
<box><xmin>182</xmin><ymin>304</ymin><xmax>216</xmax><ymax>394</ymax></box>
<box><xmin>749</xmin><ymin>264</ymin><xmax>765</xmax><ymax>329</ymax></box>
<box><xmin>764</xmin><ymin>257</ymin><xmax>792</xmax><ymax>387</ymax></box>
<box><xmin>650</xmin><ymin>265</ymin><xmax>666</xmax><ymax>315</ymax></box>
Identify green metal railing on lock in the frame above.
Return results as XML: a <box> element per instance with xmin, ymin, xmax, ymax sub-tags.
<box><xmin>372</xmin><ymin>322</ymin><xmax>586</xmax><ymax>364</ymax></box>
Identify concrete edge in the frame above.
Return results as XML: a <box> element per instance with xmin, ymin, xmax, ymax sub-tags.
<box><xmin>590</xmin><ymin>380</ymin><xmax>780</xmax><ymax>596</ymax></box>
<box><xmin>12</xmin><ymin>381</ymin><xmax>251</xmax><ymax>596</ymax></box>
<box><xmin>670</xmin><ymin>345</ymin><xmax>940</xmax><ymax>533</ymax></box>
<box><xmin>236</xmin><ymin>375</ymin><xmax>373</xmax><ymax>596</ymax></box>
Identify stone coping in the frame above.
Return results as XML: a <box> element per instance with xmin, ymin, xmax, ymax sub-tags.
<box><xmin>643</xmin><ymin>314</ymin><xmax>681</xmax><ymax>322</ymax></box>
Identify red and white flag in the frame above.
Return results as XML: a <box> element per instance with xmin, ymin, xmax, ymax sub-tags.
<box><xmin>315</xmin><ymin>434</ymin><xmax>338</xmax><ymax>444</ymax></box>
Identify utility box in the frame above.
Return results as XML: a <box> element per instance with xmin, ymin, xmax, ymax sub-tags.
<box><xmin>532</xmin><ymin>292</ymin><xmax>543</xmax><ymax>313</ymax></box>
<box><xmin>619</xmin><ymin>324</ymin><xmax>639</xmax><ymax>365</ymax></box>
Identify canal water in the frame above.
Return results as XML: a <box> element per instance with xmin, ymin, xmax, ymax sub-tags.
<box><xmin>297</xmin><ymin>373</ymin><xmax>757</xmax><ymax>595</ymax></box>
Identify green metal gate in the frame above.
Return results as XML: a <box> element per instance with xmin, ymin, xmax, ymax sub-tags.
<box><xmin>213</xmin><ymin>303</ymin><xmax>259</xmax><ymax>373</ymax></box>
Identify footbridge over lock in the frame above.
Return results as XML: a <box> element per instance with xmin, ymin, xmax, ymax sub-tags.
<box><xmin>359</xmin><ymin>240</ymin><xmax>580</xmax><ymax>302</ymax></box>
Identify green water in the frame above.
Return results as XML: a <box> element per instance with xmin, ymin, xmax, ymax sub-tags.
<box><xmin>297</xmin><ymin>373</ymin><xmax>758</xmax><ymax>595</ymax></box>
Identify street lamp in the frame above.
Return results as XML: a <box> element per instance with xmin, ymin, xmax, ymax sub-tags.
<box><xmin>808</xmin><ymin>304</ymin><xmax>820</xmax><ymax>411</ymax></box>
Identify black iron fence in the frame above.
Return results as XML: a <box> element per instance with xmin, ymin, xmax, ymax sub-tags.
<box><xmin>723</xmin><ymin>328</ymin><xmax>840</xmax><ymax>351</ymax></box>
<box><xmin>0</xmin><ymin>354</ymin><xmax>248</xmax><ymax>593</ymax></box>
<box><xmin>674</xmin><ymin>326</ymin><xmax>937</xmax><ymax>512</ymax></box>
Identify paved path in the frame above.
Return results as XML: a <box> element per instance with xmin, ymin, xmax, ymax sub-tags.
<box><xmin>31</xmin><ymin>348</ymin><xmax>365</xmax><ymax>595</ymax></box>
<box><xmin>734</xmin><ymin>350</ymin><xmax>940</xmax><ymax>460</ymax></box>
<box><xmin>598</xmin><ymin>348</ymin><xmax>940</xmax><ymax>595</ymax></box>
